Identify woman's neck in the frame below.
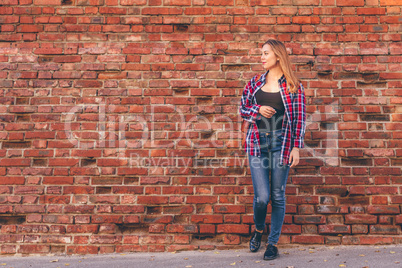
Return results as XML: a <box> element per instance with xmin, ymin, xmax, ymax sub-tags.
<box><xmin>266</xmin><ymin>68</ymin><xmax>283</xmax><ymax>82</ymax></box>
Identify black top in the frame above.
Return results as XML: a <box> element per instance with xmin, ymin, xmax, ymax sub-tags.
<box><xmin>255</xmin><ymin>90</ymin><xmax>285</xmax><ymax>131</ymax></box>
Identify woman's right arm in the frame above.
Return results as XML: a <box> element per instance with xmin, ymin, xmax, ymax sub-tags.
<box><xmin>239</xmin><ymin>77</ymin><xmax>262</xmax><ymax>123</ymax></box>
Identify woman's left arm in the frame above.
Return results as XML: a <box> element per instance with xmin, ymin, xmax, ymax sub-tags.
<box><xmin>292</xmin><ymin>82</ymin><xmax>307</xmax><ymax>149</ymax></box>
<box><xmin>289</xmin><ymin>82</ymin><xmax>307</xmax><ymax>168</ymax></box>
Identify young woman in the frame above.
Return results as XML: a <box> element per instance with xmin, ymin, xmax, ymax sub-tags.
<box><xmin>239</xmin><ymin>39</ymin><xmax>306</xmax><ymax>260</ymax></box>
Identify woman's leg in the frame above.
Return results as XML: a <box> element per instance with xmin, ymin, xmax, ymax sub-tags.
<box><xmin>267</xmin><ymin>139</ymin><xmax>290</xmax><ymax>245</ymax></box>
<box><xmin>248</xmin><ymin>135</ymin><xmax>271</xmax><ymax>231</ymax></box>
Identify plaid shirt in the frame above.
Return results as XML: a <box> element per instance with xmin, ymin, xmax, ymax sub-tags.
<box><xmin>239</xmin><ymin>70</ymin><xmax>307</xmax><ymax>166</ymax></box>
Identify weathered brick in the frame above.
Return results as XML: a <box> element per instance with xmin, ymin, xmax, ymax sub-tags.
<box><xmin>291</xmin><ymin>235</ymin><xmax>325</xmax><ymax>244</ymax></box>
<box><xmin>166</xmin><ymin>225</ymin><xmax>198</xmax><ymax>233</ymax></box>
<box><xmin>19</xmin><ymin>245</ymin><xmax>50</xmax><ymax>254</ymax></box>
<box><xmin>191</xmin><ymin>215</ymin><xmax>223</xmax><ymax>224</ymax></box>
<box><xmin>367</xmin><ymin>205</ymin><xmax>400</xmax><ymax>214</ymax></box>
<box><xmin>294</xmin><ymin>215</ymin><xmax>326</xmax><ymax>224</ymax></box>
<box><xmin>214</xmin><ymin>205</ymin><xmax>245</xmax><ymax>214</ymax></box>
<box><xmin>318</xmin><ymin>225</ymin><xmax>351</xmax><ymax>234</ymax></box>
<box><xmin>216</xmin><ymin>224</ymin><xmax>249</xmax><ymax>234</ymax></box>
<box><xmin>345</xmin><ymin>215</ymin><xmax>377</xmax><ymax>224</ymax></box>
<box><xmin>281</xmin><ymin>225</ymin><xmax>302</xmax><ymax>234</ymax></box>
<box><xmin>359</xmin><ymin>236</ymin><xmax>393</xmax><ymax>245</ymax></box>
<box><xmin>369</xmin><ymin>225</ymin><xmax>400</xmax><ymax>235</ymax></box>
<box><xmin>186</xmin><ymin>196</ymin><xmax>217</xmax><ymax>204</ymax></box>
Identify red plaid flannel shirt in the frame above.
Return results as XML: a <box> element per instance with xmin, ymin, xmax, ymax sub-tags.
<box><xmin>239</xmin><ymin>70</ymin><xmax>307</xmax><ymax>166</ymax></box>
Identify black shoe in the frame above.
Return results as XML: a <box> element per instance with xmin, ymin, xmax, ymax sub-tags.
<box><xmin>264</xmin><ymin>243</ymin><xmax>279</xmax><ymax>260</ymax></box>
<box><xmin>249</xmin><ymin>231</ymin><xmax>263</xmax><ymax>252</ymax></box>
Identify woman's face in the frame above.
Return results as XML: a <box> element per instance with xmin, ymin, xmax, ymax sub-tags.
<box><xmin>261</xmin><ymin>44</ymin><xmax>279</xmax><ymax>70</ymax></box>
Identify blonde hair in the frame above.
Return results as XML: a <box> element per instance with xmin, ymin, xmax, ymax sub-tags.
<box><xmin>262</xmin><ymin>39</ymin><xmax>300</xmax><ymax>94</ymax></box>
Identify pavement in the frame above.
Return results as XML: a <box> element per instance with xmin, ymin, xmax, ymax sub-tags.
<box><xmin>0</xmin><ymin>245</ymin><xmax>401</xmax><ymax>268</ymax></box>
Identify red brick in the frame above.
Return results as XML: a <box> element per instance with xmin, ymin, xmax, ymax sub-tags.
<box><xmin>281</xmin><ymin>225</ymin><xmax>302</xmax><ymax>234</ymax></box>
<box><xmin>372</xmin><ymin>196</ymin><xmax>389</xmax><ymax>205</ymax></box>
<box><xmin>90</xmin><ymin>235</ymin><xmax>122</xmax><ymax>244</ymax></box>
<box><xmin>287</xmin><ymin>196</ymin><xmax>319</xmax><ymax>204</ymax></box>
<box><xmin>64</xmin><ymin>205</ymin><xmax>95</xmax><ymax>214</ymax></box>
<box><xmin>91</xmin><ymin>215</ymin><xmax>123</xmax><ymax>224</ymax></box>
<box><xmin>0</xmin><ymin>177</ymin><xmax>25</xmax><ymax>185</ymax></box>
<box><xmin>187</xmin><ymin>196</ymin><xmax>217</xmax><ymax>204</ymax></box>
<box><xmin>34</xmin><ymin>48</ymin><xmax>63</xmax><ymax>54</ymax></box>
<box><xmin>142</xmin><ymin>7</ymin><xmax>182</xmax><ymax>15</ymax></box>
<box><xmin>19</xmin><ymin>245</ymin><xmax>50</xmax><ymax>254</ymax></box>
<box><xmin>74</xmin><ymin>80</ymin><xmax>102</xmax><ymax>88</ymax></box>
<box><xmin>121</xmin><ymin>0</ymin><xmax>147</xmax><ymax>5</ymax></box>
<box><xmin>349</xmin><ymin>186</ymin><xmax>365</xmax><ymax>195</ymax></box>
<box><xmin>359</xmin><ymin>236</ymin><xmax>393</xmax><ymax>245</ymax></box>
<box><xmin>67</xmin><ymin>246</ymin><xmax>99</xmax><ymax>255</ymax></box>
<box><xmin>352</xmin><ymin>225</ymin><xmax>368</xmax><ymax>234</ymax></box>
<box><xmin>213</xmin><ymin>186</ymin><xmax>244</xmax><ymax>194</ymax></box>
<box><xmin>166</xmin><ymin>245</ymin><xmax>197</xmax><ymax>252</ymax></box>
<box><xmin>345</xmin><ymin>215</ymin><xmax>377</xmax><ymax>224</ymax></box>
<box><xmin>15</xmin><ymin>186</ymin><xmax>44</xmax><ymax>194</ymax></box>
<box><xmin>40</xmin><ymin>195</ymin><xmax>71</xmax><ymax>204</ymax></box>
<box><xmin>318</xmin><ymin>225</ymin><xmax>351</xmax><ymax>234</ymax></box>
<box><xmin>0</xmin><ymin>158</ymin><xmax>30</xmax><ymax>166</ymax></box>
<box><xmin>173</xmin><ymin>235</ymin><xmax>190</xmax><ymax>244</ymax></box>
<box><xmin>214</xmin><ymin>205</ymin><xmax>246</xmax><ymax>214</ymax></box>
<box><xmin>99</xmin><ymin>7</ymin><xmax>127</xmax><ymax>14</ymax></box>
<box><xmin>0</xmin><ymin>0</ymin><xmax>18</xmax><ymax>4</ymax></box>
<box><xmin>142</xmin><ymin>216</ymin><xmax>173</xmax><ymax>224</ymax></box>
<box><xmin>291</xmin><ymin>177</ymin><xmax>323</xmax><ymax>184</ymax></box>
<box><xmin>380</xmin><ymin>0</ymin><xmax>400</xmax><ymax>5</ymax></box>
<box><xmin>137</xmin><ymin>196</ymin><xmax>169</xmax><ymax>204</ymax></box>
<box><xmin>291</xmin><ymin>235</ymin><xmax>325</xmax><ymax>244</ymax></box>
<box><xmin>369</xmin><ymin>225</ymin><xmax>400</xmax><ymax>235</ymax></box>
<box><xmin>34</xmin><ymin>0</ymin><xmax>61</xmax><ymax>4</ymax></box>
<box><xmin>217</xmin><ymin>224</ymin><xmax>249</xmax><ymax>234</ymax></box>
<box><xmin>191</xmin><ymin>215</ymin><xmax>223</xmax><ymax>224</ymax></box>
<box><xmin>76</xmin><ymin>0</ymin><xmax>103</xmax><ymax>5</ymax></box>
<box><xmin>1</xmin><ymin>244</ymin><xmax>17</xmax><ymax>254</ymax></box>
<box><xmin>166</xmin><ymin>225</ymin><xmax>198</xmax><ymax>233</ymax></box>
<box><xmin>48</xmin><ymin>159</ymin><xmax>79</xmax><ymax>167</ymax></box>
<box><xmin>139</xmin><ymin>235</ymin><xmax>172</xmax><ymax>244</ymax></box>
<box><xmin>122</xmin><ymin>235</ymin><xmax>139</xmax><ymax>244</ymax></box>
<box><xmin>15</xmin><ymin>205</ymin><xmax>45</xmax><ymax>214</ymax></box>
<box><xmin>103</xmin><ymin>25</ymin><xmax>130</xmax><ymax>32</ymax></box>
<box><xmin>223</xmin><ymin>234</ymin><xmax>241</xmax><ymax>245</ymax></box>
<box><xmin>116</xmin><ymin>245</ymin><xmax>148</xmax><ymax>253</ymax></box>
<box><xmin>294</xmin><ymin>215</ymin><xmax>326</xmax><ymax>224</ymax></box>
<box><xmin>149</xmin><ymin>224</ymin><xmax>165</xmax><ymax>233</ymax></box>
<box><xmin>316</xmin><ymin>206</ymin><xmax>348</xmax><ymax>214</ymax></box>
<box><xmin>367</xmin><ymin>186</ymin><xmax>398</xmax><ymax>195</ymax></box>
<box><xmin>53</xmin><ymin>55</ymin><xmax>81</xmax><ymax>63</ymax></box>
<box><xmin>367</xmin><ymin>205</ymin><xmax>400</xmax><ymax>214</ymax></box>
<box><xmin>16</xmin><ymin>25</ymin><xmax>43</xmax><ymax>32</ymax></box>
<box><xmin>224</xmin><ymin>215</ymin><xmax>240</xmax><ymax>223</ymax></box>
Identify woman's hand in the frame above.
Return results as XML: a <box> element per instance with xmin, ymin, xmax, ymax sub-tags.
<box><xmin>259</xmin><ymin>106</ymin><xmax>276</xmax><ymax>118</ymax></box>
<box><xmin>289</xmin><ymin>147</ymin><xmax>300</xmax><ymax>168</ymax></box>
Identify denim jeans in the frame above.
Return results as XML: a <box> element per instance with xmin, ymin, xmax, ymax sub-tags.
<box><xmin>248</xmin><ymin>128</ymin><xmax>290</xmax><ymax>245</ymax></box>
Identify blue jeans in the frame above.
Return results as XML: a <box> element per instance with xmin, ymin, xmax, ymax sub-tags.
<box><xmin>248</xmin><ymin>128</ymin><xmax>290</xmax><ymax>245</ymax></box>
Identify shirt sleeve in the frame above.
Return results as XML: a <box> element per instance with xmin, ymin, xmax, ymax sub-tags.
<box><xmin>239</xmin><ymin>76</ymin><xmax>261</xmax><ymax>123</ymax></box>
<box><xmin>292</xmin><ymin>82</ymin><xmax>307</xmax><ymax>148</ymax></box>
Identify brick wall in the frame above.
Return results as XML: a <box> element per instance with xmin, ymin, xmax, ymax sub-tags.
<box><xmin>0</xmin><ymin>0</ymin><xmax>401</xmax><ymax>256</ymax></box>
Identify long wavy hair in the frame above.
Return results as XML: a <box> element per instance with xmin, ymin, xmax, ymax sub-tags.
<box><xmin>262</xmin><ymin>39</ymin><xmax>300</xmax><ymax>94</ymax></box>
